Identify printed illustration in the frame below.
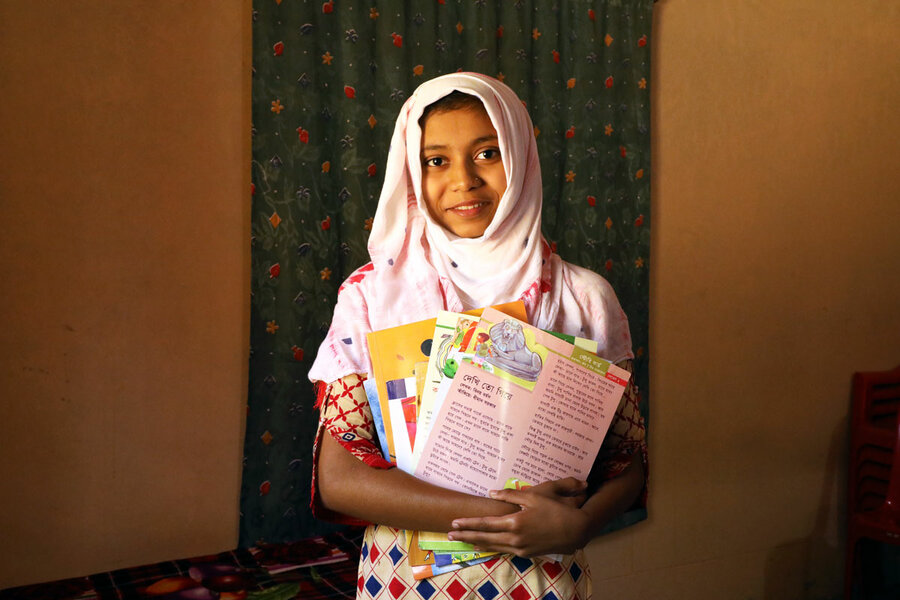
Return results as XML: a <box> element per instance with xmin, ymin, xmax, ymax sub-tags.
<box><xmin>433</xmin><ymin>318</ymin><xmax>477</xmax><ymax>382</ymax></box>
<box><xmin>484</xmin><ymin>319</ymin><xmax>543</xmax><ymax>381</ymax></box>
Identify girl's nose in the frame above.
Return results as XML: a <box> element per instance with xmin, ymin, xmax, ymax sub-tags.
<box><xmin>450</xmin><ymin>160</ymin><xmax>481</xmax><ymax>191</ymax></box>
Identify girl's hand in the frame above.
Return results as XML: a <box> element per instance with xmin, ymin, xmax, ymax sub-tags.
<box><xmin>524</xmin><ymin>477</ymin><xmax>588</xmax><ymax>508</ymax></box>
<box><xmin>446</xmin><ymin>479</ymin><xmax>591</xmax><ymax>558</ymax></box>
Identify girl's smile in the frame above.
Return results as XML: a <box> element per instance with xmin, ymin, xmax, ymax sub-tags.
<box><xmin>420</xmin><ymin>103</ymin><xmax>508</xmax><ymax>238</ymax></box>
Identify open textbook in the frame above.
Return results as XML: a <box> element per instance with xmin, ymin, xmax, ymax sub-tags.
<box><xmin>413</xmin><ymin>307</ymin><xmax>630</xmax><ymax>497</ymax></box>
<box><xmin>412</xmin><ymin>310</ymin><xmax>604</xmax><ymax>467</ymax></box>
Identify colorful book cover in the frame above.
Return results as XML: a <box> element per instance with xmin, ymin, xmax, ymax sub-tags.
<box><xmin>406</xmin><ymin>530</ymin><xmax>435</xmax><ymax>567</ymax></box>
<box><xmin>365</xmin><ymin>302</ymin><xmax>527</xmax><ymax>463</ymax></box>
<box><xmin>413</xmin><ymin>311</ymin><xmax>479</xmax><ymax>466</ymax></box>
<box><xmin>417</xmin><ymin>529</ymin><xmax>476</xmax><ymax>553</ymax></box>
<box><xmin>367</xmin><ymin>318</ymin><xmax>436</xmax><ymax>462</ymax></box>
<box><xmin>545</xmin><ymin>330</ymin><xmax>600</xmax><ymax>353</ymax></box>
<box><xmin>363</xmin><ymin>378</ymin><xmax>390</xmax><ymax>461</ymax></box>
<box><xmin>386</xmin><ymin>376</ymin><xmax>419</xmax><ymax>473</ymax></box>
<box><xmin>410</xmin><ymin>554</ymin><xmax>496</xmax><ymax>580</ymax></box>
<box><xmin>407</xmin><ymin>532</ymin><xmax>495</xmax><ymax>569</ymax></box>
<box><xmin>433</xmin><ymin>550</ymin><xmax>498</xmax><ymax>567</ymax></box>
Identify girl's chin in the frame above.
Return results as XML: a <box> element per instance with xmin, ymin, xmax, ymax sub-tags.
<box><xmin>441</xmin><ymin>208</ymin><xmax>496</xmax><ymax>238</ymax></box>
<box><xmin>443</xmin><ymin>216</ymin><xmax>493</xmax><ymax>238</ymax></box>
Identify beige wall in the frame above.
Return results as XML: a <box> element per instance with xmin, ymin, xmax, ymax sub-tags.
<box><xmin>0</xmin><ymin>0</ymin><xmax>251</xmax><ymax>588</ymax></box>
<box><xmin>1</xmin><ymin>0</ymin><xmax>898</xmax><ymax>596</ymax></box>
<box><xmin>587</xmin><ymin>0</ymin><xmax>900</xmax><ymax>598</ymax></box>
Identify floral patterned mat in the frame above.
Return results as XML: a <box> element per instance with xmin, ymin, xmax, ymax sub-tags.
<box><xmin>0</xmin><ymin>530</ymin><xmax>363</xmax><ymax>600</ymax></box>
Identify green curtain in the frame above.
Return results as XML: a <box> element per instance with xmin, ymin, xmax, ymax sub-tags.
<box><xmin>241</xmin><ymin>0</ymin><xmax>652</xmax><ymax>546</ymax></box>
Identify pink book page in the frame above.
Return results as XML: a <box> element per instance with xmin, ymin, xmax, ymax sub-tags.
<box><xmin>413</xmin><ymin>310</ymin><xmax>630</xmax><ymax>496</ymax></box>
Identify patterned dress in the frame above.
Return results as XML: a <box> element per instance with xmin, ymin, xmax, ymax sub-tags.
<box><xmin>311</xmin><ymin>369</ymin><xmax>647</xmax><ymax>600</ymax></box>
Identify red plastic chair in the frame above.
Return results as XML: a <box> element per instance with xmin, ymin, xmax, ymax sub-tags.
<box><xmin>845</xmin><ymin>364</ymin><xmax>900</xmax><ymax>599</ymax></box>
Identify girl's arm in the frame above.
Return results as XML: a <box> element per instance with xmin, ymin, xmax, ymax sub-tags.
<box><xmin>317</xmin><ymin>432</ymin><xmax>587</xmax><ymax>532</ymax></box>
<box><xmin>314</xmin><ymin>374</ymin><xmax>587</xmax><ymax>532</ymax></box>
<box><xmin>318</xmin><ymin>430</ymin><xmax>514</xmax><ymax>531</ymax></box>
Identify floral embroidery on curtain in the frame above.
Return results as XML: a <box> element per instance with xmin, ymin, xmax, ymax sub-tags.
<box><xmin>241</xmin><ymin>0</ymin><xmax>652</xmax><ymax>546</ymax></box>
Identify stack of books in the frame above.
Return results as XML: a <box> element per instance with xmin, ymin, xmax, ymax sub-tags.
<box><xmin>364</xmin><ymin>302</ymin><xmax>630</xmax><ymax>578</ymax></box>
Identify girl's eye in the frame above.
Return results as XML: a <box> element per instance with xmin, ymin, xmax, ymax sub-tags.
<box><xmin>476</xmin><ymin>148</ymin><xmax>501</xmax><ymax>161</ymax></box>
<box><xmin>424</xmin><ymin>157</ymin><xmax>444</xmax><ymax>167</ymax></box>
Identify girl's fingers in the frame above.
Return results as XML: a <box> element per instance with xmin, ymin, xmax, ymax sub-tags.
<box><xmin>487</xmin><ymin>488</ymin><xmax>525</xmax><ymax>505</ymax></box>
<box><xmin>488</xmin><ymin>487</ymin><xmax>549</xmax><ymax>507</ymax></box>
<box><xmin>531</xmin><ymin>477</ymin><xmax>588</xmax><ymax>497</ymax></box>
<box><xmin>557</xmin><ymin>492</ymin><xmax>587</xmax><ymax>509</ymax></box>
<box><xmin>450</xmin><ymin>514</ymin><xmax>515</xmax><ymax>532</ymax></box>
<box><xmin>558</xmin><ymin>477</ymin><xmax>589</xmax><ymax>495</ymax></box>
<box><xmin>489</xmin><ymin>485</ymin><xmax>584</xmax><ymax>509</ymax></box>
<box><xmin>447</xmin><ymin>530</ymin><xmax>527</xmax><ymax>556</ymax></box>
<box><xmin>490</xmin><ymin>478</ymin><xmax>586</xmax><ymax>502</ymax></box>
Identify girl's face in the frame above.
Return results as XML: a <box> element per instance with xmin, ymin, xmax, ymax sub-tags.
<box><xmin>420</xmin><ymin>104</ymin><xmax>507</xmax><ymax>238</ymax></box>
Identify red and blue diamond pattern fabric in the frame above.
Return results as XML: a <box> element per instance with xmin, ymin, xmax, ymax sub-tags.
<box><xmin>357</xmin><ymin>525</ymin><xmax>591</xmax><ymax>600</ymax></box>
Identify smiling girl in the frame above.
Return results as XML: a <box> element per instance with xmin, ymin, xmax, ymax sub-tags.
<box><xmin>309</xmin><ymin>73</ymin><xmax>646</xmax><ymax>600</ymax></box>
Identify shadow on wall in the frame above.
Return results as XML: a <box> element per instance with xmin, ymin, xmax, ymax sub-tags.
<box><xmin>764</xmin><ymin>418</ymin><xmax>845</xmax><ymax>600</ymax></box>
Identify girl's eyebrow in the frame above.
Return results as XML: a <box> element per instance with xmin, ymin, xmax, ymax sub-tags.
<box><xmin>422</xmin><ymin>135</ymin><xmax>499</xmax><ymax>152</ymax></box>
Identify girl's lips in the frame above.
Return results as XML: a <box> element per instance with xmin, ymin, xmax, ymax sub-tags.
<box><xmin>446</xmin><ymin>200</ymin><xmax>490</xmax><ymax>217</ymax></box>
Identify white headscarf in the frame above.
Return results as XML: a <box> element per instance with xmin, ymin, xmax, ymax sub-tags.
<box><xmin>309</xmin><ymin>73</ymin><xmax>632</xmax><ymax>384</ymax></box>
